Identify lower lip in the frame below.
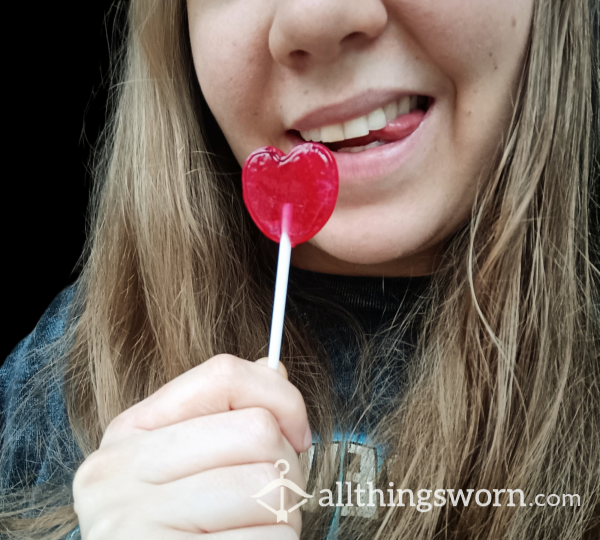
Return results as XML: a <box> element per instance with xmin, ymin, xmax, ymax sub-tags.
<box><xmin>289</xmin><ymin>103</ymin><xmax>433</xmax><ymax>185</ymax></box>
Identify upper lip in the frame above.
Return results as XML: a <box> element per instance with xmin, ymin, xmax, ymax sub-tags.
<box><xmin>288</xmin><ymin>89</ymin><xmax>422</xmax><ymax>133</ymax></box>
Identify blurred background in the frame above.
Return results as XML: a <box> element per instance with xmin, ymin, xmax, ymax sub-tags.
<box><xmin>2</xmin><ymin>2</ymin><xmax>117</xmax><ymax>364</ymax></box>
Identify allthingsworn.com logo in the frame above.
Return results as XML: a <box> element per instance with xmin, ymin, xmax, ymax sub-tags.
<box><xmin>251</xmin><ymin>460</ymin><xmax>580</xmax><ymax>522</ymax></box>
<box><xmin>251</xmin><ymin>460</ymin><xmax>314</xmax><ymax>523</ymax></box>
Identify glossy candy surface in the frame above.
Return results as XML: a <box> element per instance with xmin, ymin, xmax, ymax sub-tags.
<box><xmin>242</xmin><ymin>143</ymin><xmax>339</xmax><ymax>247</ymax></box>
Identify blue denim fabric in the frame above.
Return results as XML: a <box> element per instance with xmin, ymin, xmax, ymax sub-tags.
<box><xmin>0</xmin><ymin>285</ymin><xmax>82</xmax><ymax>540</ymax></box>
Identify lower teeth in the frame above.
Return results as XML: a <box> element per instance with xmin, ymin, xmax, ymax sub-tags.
<box><xmin>337</xmin><ymin>140</ymin><xmax>387</xmax><ymax>153</ymax></box>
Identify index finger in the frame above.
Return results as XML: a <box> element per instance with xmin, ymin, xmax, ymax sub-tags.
<box><xmin>100</xmin><ymin>354</ymin><xmax>311</xmax><ymax>452</ymax></box>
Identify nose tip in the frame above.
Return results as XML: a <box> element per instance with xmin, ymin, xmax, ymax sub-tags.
<box><xmin>269</xmin><ymin>0</ymin><xmax>388</xmax><ymax>67</ymax></box>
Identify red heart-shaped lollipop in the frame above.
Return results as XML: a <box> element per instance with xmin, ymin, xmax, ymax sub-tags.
<box><xmin>242</xmin><ymin>143</ymin><xmax>339</xmax><ymax>247</ymax></box>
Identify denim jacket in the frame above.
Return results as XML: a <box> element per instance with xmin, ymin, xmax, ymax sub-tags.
<box><xmin>0</xmin><ymin>285</ymin><xmax>82</xmax><ymax>540</ymax></box>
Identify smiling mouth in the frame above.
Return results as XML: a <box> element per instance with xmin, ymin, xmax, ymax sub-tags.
<box><xmin>289</xmin><ymin>95</ymin><xmax>432</xmax><ymax>153</ymax></box>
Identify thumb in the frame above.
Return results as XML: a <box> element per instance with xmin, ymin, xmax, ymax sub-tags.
<box><xmin>255</xmin><ymin>357</ymin><xmax>288</xmax><ymax>380</ymax></box>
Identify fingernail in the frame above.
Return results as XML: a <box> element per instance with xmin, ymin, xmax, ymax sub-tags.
<box><xmin>304</xmin><ymin>425</ymin><xmax>313</xmax><ymax>448</ymax></box>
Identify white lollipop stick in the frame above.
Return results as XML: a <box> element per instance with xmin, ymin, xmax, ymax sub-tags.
<box><xmin>267</xmin><ymin>204</ymin><xmax>293</xmax><ymax>370</ymax></box>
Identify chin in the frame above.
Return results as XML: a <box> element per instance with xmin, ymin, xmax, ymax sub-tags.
<box><xmin>313</xmin><ymin>239</ymin><xmax>417</xmax><ymax>266</ymax></box>
<box><xmin>305</xmin><ymin>225</ymin><xmax>446</xmax><ymax>275</ymax></box>
<box><xmin>326</xmin><ymin>247</ymin><xmax>403</xmax><ymax>266</ymax></box>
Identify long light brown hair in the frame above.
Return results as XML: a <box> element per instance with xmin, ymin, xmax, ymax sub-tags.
<box><xmin>2</xmin><ymin>0</ymin><xmax>599</xmax><ymax>538</ymax></box>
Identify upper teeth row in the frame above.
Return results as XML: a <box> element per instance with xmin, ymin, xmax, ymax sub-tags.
<box><xmin>300</xmin><ymin>95</ymin><xmax>418</xmax><ymax>143</ymax></box>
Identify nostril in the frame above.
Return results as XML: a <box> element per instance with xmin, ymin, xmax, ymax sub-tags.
<box><xmin>290</xmin><ymin>49</ymin><xmax>309</xmax><ymax>60</ymax></box>
<box><xmin>343</xmin><ymin>32</ymin><xmax>362</xmax><ymax>43</ymax></box>
<box><xmin>341</xmin><ymin>31</ymin><xmax>371</xmax><ymax>49</ymax></box>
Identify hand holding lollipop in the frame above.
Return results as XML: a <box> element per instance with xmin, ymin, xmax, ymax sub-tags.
<box><xmin>74</xmin><ymin>148</ymin><xmax>333</xmax><ymax>536</ymax></box>
<box><xmin>243</xmin><ymin>143</ymin><xmax>339</xmax><ymax>369</ymax></box>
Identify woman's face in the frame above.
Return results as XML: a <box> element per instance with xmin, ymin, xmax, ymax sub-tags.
<box><xmin>187</xmin><ymin>0</ymin><xmax>534</xmax><ymax>276</ymax></box>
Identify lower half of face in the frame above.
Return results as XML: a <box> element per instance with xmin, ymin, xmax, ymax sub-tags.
<box><xmin>188</xmin><ymin>0</ymin><xmax>534</xmax><ymax>276</ymax></box>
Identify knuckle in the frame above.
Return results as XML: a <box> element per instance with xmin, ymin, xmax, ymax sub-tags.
<box><xmin>245</xmin><ymin>408</ymin><xmax>283</xmax><ymax>448</ymax></box>
<box><xmin>73</xmin><ymin>451</ymin><xmax>105</xmax><ymax>489</ymax></box>
<box><xmin>74</xmin><ymin>439</ymin><xmax>140</xmax><ymax>491</ymax></box>
<box><xmin>105</xmin><ymin>413</ymin><xmax>133</xmax><ymax>438</ymax></box>
<box><xmin>85</xmin><ymin>512</ymin><xmax>124</xmax><ymax>540</ymax></box>
<box><xmin>206</xmin><ymin>354</ymin><xmax>243</xmax><ymax>379</ymax></box>
<box><xmin>256</xmin><ymin>461</ymin><xmax>281</xmax><ymax>487</ymax></box>
<box><xmin>286</xmin><ymin>386</ymin><xmax>307</xmax><ymax>417</ymax></box>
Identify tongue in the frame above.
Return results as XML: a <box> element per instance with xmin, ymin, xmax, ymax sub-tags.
<box><xmin>327</xmin><ymin>109</ymin><xmax>425</xmax><ymax>151</ymax></box>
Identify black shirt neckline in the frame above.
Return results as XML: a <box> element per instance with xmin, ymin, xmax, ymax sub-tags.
<box><xmin>287</xmin><ymin>265</ymin><xmax>432</xmax><ymax>329</ymax></box>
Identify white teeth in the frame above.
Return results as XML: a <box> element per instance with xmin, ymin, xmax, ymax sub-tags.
<box><xmin>299</xmin><ymin>96</ymin><xmax>423</xmax><ymax>144</ymax></box>
<box><xmin>343</xmin><ymin>116</ymin><xmax>370</xmax><ymax>139</ymax></box>
<box><xmin>367</xmin><ymin>108</ymin><xmax>387</xmax><ymax>130</ymax></box>
<box><xmin>321</xmin><ymin>124</ymin><xmax>345</xmax><ymax>143</ymax></box>
<box><xmin>300</xmin><ymin>128</ymin><xmax>323</xmax><ymax>141</ymax></box>
<box><xmin>398</xmin><ymin>95</ymin><xmax>411</xmax><ymax>115</ymax></box>
<box><xmin>308</xmin><ymin>128</ymin><xmax>321</xmax><ymax>141</ymax></box>
<box><xmin>384</xmin><ymin>101</ymin><xmax>398</xmax><ymax>122</ymax></box>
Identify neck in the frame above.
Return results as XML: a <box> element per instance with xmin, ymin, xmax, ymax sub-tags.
<box><xmin>290</xmin><ymin>241</ymin><xmax>443</xmax><ymax>277</ymax></box>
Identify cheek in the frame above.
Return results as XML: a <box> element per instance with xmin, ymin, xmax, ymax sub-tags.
<box><xmin>188</xmin><ymin>2</ymin><xmax>272</xmax><ymax>161</ymax></box>
<box><xmin>388</xmin><ymin>0</ymin><xmax>531</xmax><ymax>85</ymax></box>
<box><xmin>389</xmin><ymin>0</ymin><xmax>532</xmax><ymax>178</ymax></box>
